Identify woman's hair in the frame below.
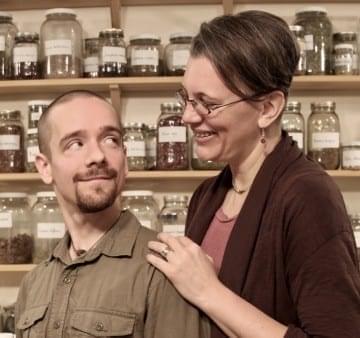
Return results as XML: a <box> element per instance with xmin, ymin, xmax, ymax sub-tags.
<box><xmin>191</xmin><ymin>10</ymin><xmax>300</xmax><ymax>99</ymax></box>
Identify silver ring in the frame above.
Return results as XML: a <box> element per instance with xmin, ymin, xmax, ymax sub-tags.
<box><xmin>160</xmin><ymin>245</ymin><xmax>171</xmax><ymax>259</ymax></box>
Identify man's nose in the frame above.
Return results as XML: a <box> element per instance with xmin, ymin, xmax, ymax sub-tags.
<box><xmin>85</xmin><ymin>141</ymin><xmax>106</xmax><ymax>166</ymax></box>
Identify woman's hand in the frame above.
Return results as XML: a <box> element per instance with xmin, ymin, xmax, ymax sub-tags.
<box><xmin>147</xmin><ymin>232</ymin><xmax>219</xmax><ymax>309</ymax></box>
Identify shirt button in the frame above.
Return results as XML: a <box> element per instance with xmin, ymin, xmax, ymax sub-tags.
<box><xmin>95</xmin><ymin>321</ymin><xmax>104</xmax><ymax>331</ymax></box>
<box><xmin>53</xmin><ymin>320</ymin><xmax>61</xmax><ymax>329</ymax></box>
<box><xmin>63</xmin><ymin>276</ymin><xmax>71</xmax><ymax>284</ymax></box>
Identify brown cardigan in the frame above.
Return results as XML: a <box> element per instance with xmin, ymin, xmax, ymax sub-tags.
<box><xmin>186</xmin><ymin>133</ymin><xmax>360</xmax><ymax>338</ymax></box>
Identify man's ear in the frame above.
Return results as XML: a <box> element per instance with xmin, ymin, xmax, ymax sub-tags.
<box><xmin>257</xmin><ymin>91</ymin><xmax>285</xmax><ymax>129</ymax></box>
<box><xmin>35</xmin><ymin>153</ymin><xmax>53</xmax><ymax>185</ymax></box>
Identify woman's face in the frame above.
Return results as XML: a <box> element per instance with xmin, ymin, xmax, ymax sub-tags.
<box><xmin>182</xmin><ymin>56</ymin><xmax>263</xmax><ymax>164</ymax></box>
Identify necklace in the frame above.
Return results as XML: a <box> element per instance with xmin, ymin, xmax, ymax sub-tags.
<box><xmin>70</xmin><ymin>241</ymin><xmax>87</xmax><ymax>257</ymax></box>
<box><xmin>231</xmin><ymin>179</ymin><xmax>247</xmax><ymax>194</ymax></box>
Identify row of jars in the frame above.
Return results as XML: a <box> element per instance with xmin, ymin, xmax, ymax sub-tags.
<box><xmin>291</xmin><ymin>7</ymin><xmax>359</xmax><ymax>75</ymax></box>
<box><xmin>0</xmin><ymin>9</ymin><xmax>192</xmax><ymax>80</ymax></box>
<box><xmin>0</xmin><ymin>190</ymin><xmax>188</xmax><ymax>264</ymax></box>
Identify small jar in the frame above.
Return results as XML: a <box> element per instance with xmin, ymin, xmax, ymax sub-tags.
<box><xmin>0</xmin><ymin>192</ymin><xmax>33</xmax><ymax>264</ymax></box>
<box><xmin>40</xmin><ymin>8</ymin><xmax>83</xmax><ymax>78</ymax></box>
<box><xmin>0</xmin><ymin>110</ymin><xmax>24</xmax><ymax>173</ymax></box>
<box><xmin>2</xmin><ymin>304</ymin><xmax>15</xmax><ymax>334</ymax></box>
<box><xmin>12</xmin><ymin>32</ymin><xmax>41</xmax><ymax>80</ymax></box>
<box><xmin>334</xmin><ymin>44</ymin><xmax>354</xmax><ymax>75</ymax></box>
<box><xmin>307</xmin><ymin>101</ymin><xmax>340</xmax><ymax>170</ymax></box>
<box><xmin>98</xmin><ymin>28</ymin><xmax>127</xmax><ymax>77</ymax></box>
<box><xmin>123</xmin><ymin>122</ymin><xmax>146</xmax><ymax>171</ymax></box>
<box><xmin>158</xmin><ymin>195</ymin><xmax>188</xmax><ymax>236</ymax></box>
<box><xmin>145</xmin><ymin>124</ymin><xmax>157</xmax><ymax>170</ymax></box>
<box><xmin>128</xmin><ymin>34</ymin><xmax>162</xmax><ymax>76</ymax></box>
<box><xmin>289</xmin><ymin>25</ymin><xmax>306</xmax><ymax>75</ymax></box>
<box><xmin>333</xmin><ymin>32</ymin><xmax>358</xmax><ymax>75</ymax></box>
<box><xmin>341</xmin><ymin>142</ymin><xmax>360</xmax><ymax>170</ymax></box>
<box><xmin>32</xmin><ymin>191</ymin><xmax>64</xmax><ymax>264</ymax></box>
<box><xmin>25</xmin><ymin>128</ymin><xmax>39</xmax><ymax>173</ymax></box>
<box><xmin>83</xmin><ymin>38</ymin><xmax>99</xmax><ymax>78</ymax></box>
<box><xmin>121</xmin><ymin>190</ymin><xmax>160</xmax><ymax>230</ymax></box>
<box><xmin>27</xmin><ymin>100</ymin><xmax>51</xmax><ymax>129</ymax></box>
<box><xmin>350</xmin><ymin>213</ymin><xmax>360</xmax><ymax>264</ymax></box>
<box><xmin>164</xmin><ymin>33</ymin><xmax>192</xmax><ymax>76</ymax></box>
<box><xmin>281</xmin><ymin>101</ymin><xmax>305</xmax><ymax>150</ymax></box>
<box><xmin>157</xmin><ymin>102</ymin><xmax>188</xmax><ymax>170</ymax></box>
<box><xmin>0</xmin><ymin>12</ymin><xmax>18</xmax><ymax>80</ymax></box>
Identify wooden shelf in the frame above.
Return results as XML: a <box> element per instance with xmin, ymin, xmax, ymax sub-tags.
<box><xmin>0</xmin><ymin>264</ymin><xmax>36</xmax><ymax>272</ymax></box>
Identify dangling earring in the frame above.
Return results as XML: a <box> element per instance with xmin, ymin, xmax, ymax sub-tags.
<box><xmin>260</xmin><ymin>128</ymin><xmax>266</xmax><ymax>144</ymax></box>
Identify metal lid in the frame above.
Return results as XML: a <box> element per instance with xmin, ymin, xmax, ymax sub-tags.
<box><xmin>0</xmin><ymin>109</ymin><xmax>21</xmax><ymax>119</ymax></box>
<box><xmin>124</xmin><ymin>122</ymin><xmax>143</xmax><ymax>129</ymax></box>
<box><xmin>285</xmin><ymin>101</ymin><xmax>301</xmax><ymax>112</ymax></box>
<box><xmin>169</xmin><ymin>32</ymin><xmax>193</xmax><ymax>40</ymax></box>
<box><xmin>296</xmin><ymin>6</ymin><xmax>328</xmax><ymax>14</ymax></box>
<box><xmin>164</xmin><ymin>195</ymin><xmax>188</xmax><ymax>203</ymax></box>
<box><xmin>99</xmin><ymin>28</ymin><xmax>124</xmax><ymax>38</ymax></box>
<box><xmin>15</xmin><ymin>32</ymin><xmax>39</xmax><ymax>42</ymax></box>
<box><xmin>333</xmin><ymin>32</ymin><xmax>357</xmax><ymax>42</ymax></box>
<box><xmin>343</xmin><ymin>141</ymin><xmax>360</xmax><ymax>147</ymax></box>
<box><xmin>334</xmin><ymin>43</ymin><xmax>354</xmax><ymax>50</ymax></box>
<box><xmin>121</xmin><ymin>190</ymin><xmax>153</xmax><ymax>197</ymax></box>
<box><xmin>0</xmin><ymin>192</ymin><xmax>27</xmax><ymax>198</ymax></box>
<box><xmin>129</xmin><ymin>34</ymin><xmax>161</xmax><ymax>42</ymax></box>
<box><xmin>28</xmin><ymin>100</ymin><xmax>52</xmax><ymax>106</ymax></box>
<box><xmin>45</xmin><ymin>8</ymin><xmax>76</xmax><ymax>16</ymax></box>
<box><xmin>27</xmin><ymin>128</ymin><xmax>38</xmax><ymax>135</ymax></box>
<box><xmin>36</xmin><ymin>191</ymin><xmax>56</xmax><ymax>198</ymax></box>
<box><xmin>0</xmin><ymin>12</ymin><xmax>12</xmax><ymax>19</ymax></box>
<box><xmin>311</xmin><ymin>101</ymin><xmax>336</xmax><ymax>111</ymax></box>
<box><xmin>289</xmin><ymin>25</ymin><xmax>304</xmax><ymax>32</ymax></box>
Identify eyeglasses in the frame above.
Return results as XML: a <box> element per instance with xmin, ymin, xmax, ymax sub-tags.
<box><xmin>175</xmin><ymin>88</ymin><xmax>261</xmax><ymax>116</ymax></box>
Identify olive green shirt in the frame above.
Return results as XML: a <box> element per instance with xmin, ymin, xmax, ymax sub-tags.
<box><xmin>15</xmin><ymin>210</ymin><xmax>209</xmax><ymax>338</ymax></box>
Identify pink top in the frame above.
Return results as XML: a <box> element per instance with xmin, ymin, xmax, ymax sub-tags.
<box><xmin>201</xmin><ymin>207</ymin><xmax>237</xmax><ymax>273</ymax></box>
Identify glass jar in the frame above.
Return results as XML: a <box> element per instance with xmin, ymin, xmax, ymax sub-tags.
<box><xmin>2</xmin><ymin>304</ymin><xmax>15</xmax><ymax>334</ymax></box>
<box><xmin>123</xmin><ymin>122</ymin><xmax>146</xmax><ymax>171</ymax></box>
<box><xmin>32</xmin><ymin>191</ymin><xmax>64</xmax><ymax>264</ymax></box>
<box><xmin>25</xmin><ymin>128</ymin><xmax>39</xmax><ymax>173</ymax></box>
<box><xmin>0</xmin><ymin>12</ymin><xmax>17</xmax><ymax>80</ymax></box>
<box><xmin>40</xmin><ymin>8</ymin><xmax>83</xmax><ymax>78</ymax></box>
<box><xmin>350</xmin><ymin>213</ymin><xmax>360</xmax><ymax>264</ymax></box>
<box><xmin>281</xmin><ymin>101</ymin><xmax>305</xmax><ymax>150</ymax></box>
<box><xmin>289</xmin><ymin>25</ymin><xmax>306</xmax><ymax>75</ymax></box>
<box><xmin>164</xmin><ymin>33</ymin><xmax>192</xmax><ymax>76</ymax></box>
<box><xmin>0</xmin><ymin>110</ymin><xmax>24</xmax><ymax>173</ymax></box>
<box><xmin>12</xmin><ymin>32</ymin><xmax>41</xmax><ymax>80</ymax></box>
<box><xmin>83</xmin><ymin>37</ymin><xmax>99</xmax><ymax>78</ymax></box>
<box><xmin>333</xmin><ymin>32</ymin><xmax>358</xmax><ymax>75</ymax></box>
<box><xmin>98</xmin><ymin>28</ymin><xmax>127</xmax><ymax>77</ymax></box>
<box><xmin>121</xmin><ymin>190</ymin><xmax>160</xmax><ymax>230</ymax></box>
<box><xmin>294</xmin><ymin>7</ymin><xmax>332</xmax><ymax>75</ymax></box>
<box><xmin>334</xmin><ymin>44</ymin><xmax>354</xmax><ymax>75</ymax></box>
<box><xmin>145</xmin><ymin>124</ymin><xmax>157</xmax><ymax>170</ymax></box>
<box><xmin>27</xmin><ymin>100</ymin><xmax>51</xmax><ymax>129</ymax></box>
<box><xmin>128</xmin><ymin>34</ymin><xmax>162</xmax><ymax>76</ymax></box>
<box><xmin>158</xmin><ymin>195</ymin><xmax>188</xmax><ymax>236</ymax></box>
<box><xmin>307</xmin><ymin>101</ymin><xmax>340</xmax><ymax>170</ymax></box>
<box><xmin>157</xmin><ymin>102</ymin><xmax>188</xmax><ymax>170</ymax></box>
<box><xmin>0</xmin><ymin>192</ymin><xmax>33</xmax><ymax>264</ymax></box>
<box><xmin>341</xmin><ymin>142</ymin><xmax>360</xmax><ymax>170</ymax></box>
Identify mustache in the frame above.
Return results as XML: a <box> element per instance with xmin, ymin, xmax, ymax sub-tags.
<box><xmin>73</xmin><ymin>167</ymin><xmax>118</xmax><ymax>182</ymax></box>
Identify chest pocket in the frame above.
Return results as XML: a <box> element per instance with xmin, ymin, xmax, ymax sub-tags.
<box><xmin>70</xmin><ymin>309</ymin><xmax>136</xmax><ymax>337</ymax></box>
<box><xmin>17</xmin><ymin>304</ymin><xmax>48</xmax><ymax>338</ymax></box>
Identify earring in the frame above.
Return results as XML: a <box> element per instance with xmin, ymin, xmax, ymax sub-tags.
<box><xmin>260</xmin><ymin>128</ymin><xmax>266</xmax><ymax>144</ymax></box>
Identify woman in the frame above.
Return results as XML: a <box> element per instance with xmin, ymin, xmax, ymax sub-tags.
<box><xmin>147</xmin><ymin>10</ymin><xmax>360</xmax><ymax>338</ymax></box>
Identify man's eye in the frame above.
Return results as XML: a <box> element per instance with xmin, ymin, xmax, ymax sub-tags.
<box><xmin>104</xmin><ymin>136</ymin><xmax>120</xmax><ymax>145</ymax></box>
<box><xmin>67</xmin><ymin>141</ymin><xmax>83</xmax><ymax>150</ymax></box>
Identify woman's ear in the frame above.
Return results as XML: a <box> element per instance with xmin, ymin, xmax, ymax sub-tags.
<box><xmin>35</xmin><ymin>153</ymin><xmax>53</xmax><ymax>185</ymax></box>
<box><xmin>257</xmin><ymin>91</ymin><xmax>285</xmax><ymax>129</ymax></box>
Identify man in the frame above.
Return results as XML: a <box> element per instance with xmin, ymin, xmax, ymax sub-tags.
<box><xmin>15</xmin><ymin>90</ymin><xmax>209</xmax><ymax>338</ymax></box>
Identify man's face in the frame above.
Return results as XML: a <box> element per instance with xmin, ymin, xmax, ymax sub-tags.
<box><xmin>37</xmin><ymin>96</ymin><xmax>127</xmax><ymax>214</ymax></box>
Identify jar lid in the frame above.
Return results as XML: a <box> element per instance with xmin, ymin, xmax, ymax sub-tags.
<box><xmin>121</xmin><ymin>190</ymin><xmax>153</xmax><ymax>197</ymax></box>
<box><xmin>45</xmin><ymin>8</ymin><xmax>76</xmax><ymax>17</ymax></box>
<box><xmin>15</xmin><ymin>32</ymin><xmax>39</xmax><ymax>41</ymax></box>
<box><xmin>28</xmin><ymin>100</ymin><xmax>52</xmax><ymax>106</ymax></box>
<box><xmin>333</xmin><ymin>32</ymin><xmax>357</xmax><ymax>41</ymax></box>
<box><xmin>99</xmin><ymin>28</ymin><xmax>124</xmax><ymax>38</ymax></box>
<box><xmin>129</xmin><ymin>34</ymin><xmax>161</xmax><ymax>42</ymax></box>
<box><xmin>289</xmin><ymin>25</ymin><xmax>304</xmax><ymax>32</ymax></box>
<box><xmin>27</xmin><ymin>128</ymin><xmax>38</xmax><ymax>135</ymax></box>
<box><xmin>0</xmin><ymin>109</ymin><xmax>21</xmax><ymax>119</ymax></box>
<box><xmin>36</xmin><ymin>191</ymin><xmax>56</xmax><ymax>198</ymax></box>
<box><xmin>0</xmin><ymin>12</ymin><xmax>12</xmax><ymax>19</ymax></box>
<box><xmin>334</xmin><ymin>43</ymin><xmax>354</xmax><ymax>50</ymax></box>
<box><xmin>285</xmin><ymin>101</ymin><xmax>301</xmax><ymax>111</ymax></box>
<box><xmin>343</xmin><ymin>141</ymin><xmax>360</xmax><ymax>147</ymax></box>
<box><xmin>169</xmin><ymin>32</ymin><xmax>193</xmax><ymax>40</ymax></box>
<box><xmin>147</xmin><ymin>124</ymin><xmax>157</xmax><ymax>130</ymax></box>
<box><xmin>164</xmin><ymin>195</ymin><xmax>188</xmax><ymax>203</ymax></box>
<box><xmin>124</xmin><ymin>122</ymin><xmax>143</xmax><ymax>129</ymax></box>
<box><xmin>296</xmin><ymin>6</ymin><xmax>328</xmax><ymax>14</ymax></box>
<box><xmin>0</xmin><ymin>192</ymin><xmax>27</xmax><ymax>198</ymax></box>
<box><xmin>311</xmin><ymin>101</ymin><xmax>336</xmax><ymax>110</ymax></box>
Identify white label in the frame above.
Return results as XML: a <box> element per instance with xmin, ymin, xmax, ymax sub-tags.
<box><xmin>304</xmin><ymin>34</ymin><xmax>314</xmax><ymax>51</ymax></box>
<box><xmin>102</xmin><ymin>46</ymin><xmax>126</xmax><ymax>64</ymax></box>
<box><xmin>13</xmin><ymin>46</ymin><xmax>38</xmax><ymax>63</ymax></box>
<box><xmin>84</xmin><ymin>56</ymin><xmax>98</xmax><ymax>73</ymax></box>
<box><xmin>124</xmin><ymin>140</ymin><xmax>145</xmax><ymax>157</ymax></box>
<box><xmin>342</xmin><ymin>149</ymin><xmax>360</xmax><ymax>168</ymax></box>
<box><xmin>31</xmin><ymin>112</ymin><xmax>41</xmax><ymax>121</ymax></box>
<box><xmin>354</xmin><ymin>230</ymin><xmax>360</xmax><ymax>248</ymax></box>
<box><xmin>172</xmin><ymin>50</ymin><xmax>190</xmax><ymax>67</ymax></box>
<box><xmin>0</xmin><ymin>212</ymin><xmax>12</xmax><ymax>228</ymax></box>
<box><xmin>0</xmin><ymin>36</ymin><xmax>5</xmax><ymax>51</ymax></box>
<box><xmin>335</xmin><ymin>54</ymin><xmax>353</xmax><ymax>67</ymax></box>
<box><xmin>162</xmin><ymin>224</ymin><xmax>185</xmax><ymax>236</ymax></box>
<box><xmin>146</xmin><ymin>142</ymin><xmax>156</xmax><ymax>157</ymax></box>
<box><xmin>0</xmin><ymin>135</ymin><xmax>20</xmax><ymax>150</ymax></box>
<box><xmin>27</xmin><ymin>145</ymin><xmax>39</xmax><ymax>163</ymax></box>
<box><xmin>311</xmin><ymin>132</ymin><xmax>340</xmax><ymax>149</ymax></box>
<box><xmin>131</xmin><ymin>49</ymin><xmax>159</xmax><ymax>66</ymax></box>
<box><xmin>352</xmin><ymin>54</ymin><xmax>358</xmax><ymax>70</ymax></box>
<box><xmin>45</xmin><ymin>39</ymin><xmax>72</xmax><ymax>56</ymax></box>
<box><xmin>37</xmin><ymin>222</ymin><xmax>65</xmax><ymax>239</ymax></box>
<box><xmin>288</xmin><ymin>132</ymin><xmax>304</xmax><ymax>150</ymax></box>
<box><xmin>158</xmin><ymin>126</ymin><xmax>186</xmax><ymax>143</ymax></box>
<box><xmin>139</xmin><ymin>219</ymin><xmax>151</xmax><ymax>229</ymax></box>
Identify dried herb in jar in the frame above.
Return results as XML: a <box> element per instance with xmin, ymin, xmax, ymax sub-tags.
<box><xmin>7</xmin><ymin>233</ymin><xmax>33</xmax><ymax>263</ymax></box>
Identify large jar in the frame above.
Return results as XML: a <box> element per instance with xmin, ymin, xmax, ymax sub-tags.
<box><xmin>28</xmin><ymin>100</ymin><xmax>51</xmax><ymax>129</ymax></box>
<box><xmin>25</xmin><ymin>128</ymin><xmax>39</xmax><ymax>172</ymax></box>
<box><xmin>281</xmin><ymin>101</ymin><xmax>305</xmax><ymax>151</ymax></box>
<box><xmin>121</xmin><ymin>190</ymin><xmax>160</xmax><ymax>230</ymax></box>
<box><xmin>0</xmin><ymin>110</ymin><xmax>24</xmax><ymax>173</ymax></box>
<box><xmin>164</xmin><ymin>33</ymin><xmax>192</xmax><ymax>76</ymax></box>
<box><xmin>157</xmin><ymin>102</ymin><xmax>188</xmax><ymax>170</ymax></box>
<box><xmin>145</xmin><ymin>124</ymin><xmax>157</xmax><ymax>170</ymax></box>
<box><xmin>123</xmin><ymin>122</ymin><xmax>146</xmax><ymax>171</ymax></box>
<box><xmin>289</xmin><ymin>25</ymin><xmax>306</xmax><ymax>75</ymax></box>
<box><xmin>12</xmin><ymin>32</ymin><xmax>41</xmax><ymax>80</ymax></box>
<box><xmin>32</xmin><ymin>191</ymin><xmax>64</xmax><ymax>264</ymax></box>
<box><xmin>83</xmin><ymin>38</ymin><xmax>99</xmax><ymax>78</ymax></box>
<box><xmin>307</xmin><ymin>101</ymin><xmax>340</xmax><ymax>170</ymax></box>
<box><xmin>128</xmin><ymin>34</ymin><xmax>162</xmax><ymax>76</ymax></box>
<box><xmin>0</xmin><ymin>12</ymin><xmax>17</xmax><ymax>80</ymax></box>
<box><xmin>294</xmin><ymin>7</ymin><xmax>332</xmax><ymax>75</ymax></box>
<box><xmin>333</xmin><ymin>32</ymin><xmax>358</xmax><ymax>75</ymax></box>
<box><xmin>158</xmin><ymin>195</ymin><xmax>188</xmax><ymax>236</ymax></box>
<box><xmin>0</xmin><ymin>192</ymin><xmax>33</xmax><ymax>264</ymax></box>
<box><xmin>98</xmin><ymin>28</ymin><xmax>127</xmax><ymax>77</ymax></box>
<box><xmin>40</xmin><ymin>8</ymin><xmax>83</xmax><ymax>78</ymax></box>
